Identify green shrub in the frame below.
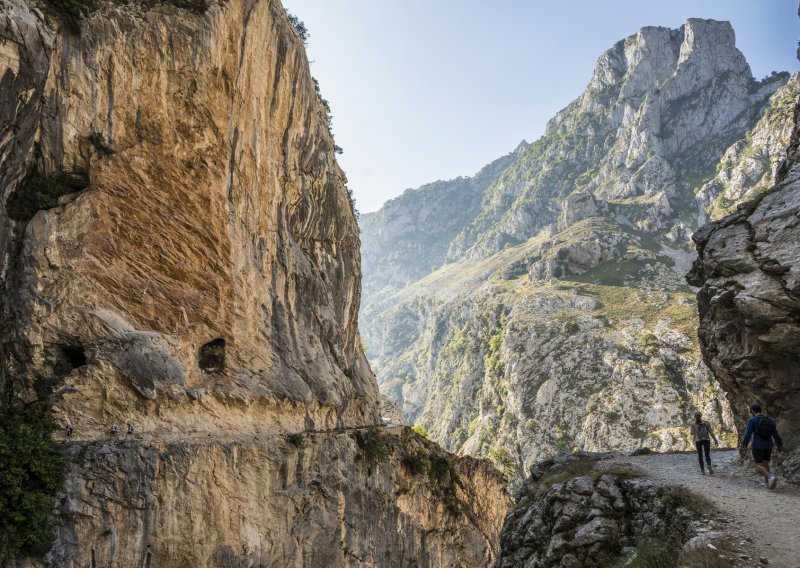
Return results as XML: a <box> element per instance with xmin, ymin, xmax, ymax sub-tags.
<box><xmin>604</xmin><ymin>410</ymin><xmax>620</xmax><ymax>422</ymax></box>
<box><xmin>167</xmin><ymin>0</ymin><xmax>210</xmax><ymax>15</ymax></box>
<box><xmin>355</xmin><ymin>427</ymin><xmax>392</xmax><ymax>465</ymax></box>
<box><xmin>484</xmin><ymin>327</ymin><xmax>505</xmax><ymax>376</ymax></box>
<box><xmin>411</xmin><ymin>424</ymin><xmax>430</xmax><ymax>439</ymax></box>
<box><xmin>4</xmin><ymin>167</ymin><xmax>75</xmax><ymax>222</ymax></box>
<box><xmin>610</xmin><ymin>533</ymin><xmax>678</xmax><ymax>568</ymax></box>
<box><xmin>609</xmin><ymin>486</ymin><xmax>717</xmax><ymax>568</ymax></box>
<box><xmin>287</xmin><ymin>433</ymin><xmax>305</xmax><ymax>449</ymax></box>
<box><xmin>429</xmin><ymin>453</ymin><xmax>452</xmax><ymax>484</ymax></box>
<box><xmin>401</xmin><ymin>451</ymin><xmax>430</xmax><ymax>475</ymax></box>
<box><xmin>43</xmin><ymin>0</ymin><xmax>98</xmax><ymax>34</ymax></box>
<box><xmin>286</xmin><ymin>12</ymin><xmax>309</xmax><ymax>43</ymax></box>
<box><xmin>639</xmin><ymin>332</ymin><xmax>660</xmax><ymax>358</ymax></box>
<box><xmin>0</xmin><ymin>402</ymin><xmax>64</xmax><ymax>562</ymax></box>
<box><xmin>44</xmin><ymin>0</ymin><xmax>210</xmax><ymax>35</ymax></box>
<box><xmin>488</xmin><ymin>445</ymin><xmax>516</xmax><ymax>478</ymax></box>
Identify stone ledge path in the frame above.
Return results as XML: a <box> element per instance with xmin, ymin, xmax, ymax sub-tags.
<box><xmin>606</xmin><ymin>449</ymin><xmax>800</xmax><ymax>568</ymax></box>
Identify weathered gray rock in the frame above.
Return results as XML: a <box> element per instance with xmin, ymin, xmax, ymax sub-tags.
<box><xmin>49</xmin><ymin>427</ymin><xmax>508</xmax><ymax>567</ymax></box>
<box><xmin>688</xmin><ymin>97</ymin><xmax>800</xmax><ymax>483</ymax></box>
<box><xmin>696</xmin><ymin>75</ymin><xmax>799</xmax><ymax>222</ymax></box>
<box><xmin>495</xmin><ymin>454</ymin><xmax>702</xmax><ymax>568</ymax></box>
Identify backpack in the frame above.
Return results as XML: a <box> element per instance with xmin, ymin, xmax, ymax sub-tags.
<box><xmin>756</xmin><ymin>416</ymin><xmax>776</xmax><ymax>439</ymax></box>
<box><xmin>696</xmin><ymin>422</ymin><xmax>709</xmax><ymax>439</ymax></box>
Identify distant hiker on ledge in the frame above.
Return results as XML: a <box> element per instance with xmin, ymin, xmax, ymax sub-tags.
<box><xmin>741</xmin><ymin>403</ymin><xmax>783</xmax><ymax>490</ymax></box>
<box><xmin>127</xmin><ymin>423</ymin><xmax>134</xmax><ymax>437</ymax></box>
<box><xmin>690</xmin><ymin>411</ymin><xmax>719</xmax><ymax>475</ymax></box>
<box><xmin>110</xmin><ymin>423</ymin><xmax>117</xmax><ymax>437</ymax></box>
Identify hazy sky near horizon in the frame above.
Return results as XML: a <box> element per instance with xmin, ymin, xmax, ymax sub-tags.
<box><xmin>281</xmin><ymin>1</ymin><xmax>800</xmax><ymax>213</ymax></box>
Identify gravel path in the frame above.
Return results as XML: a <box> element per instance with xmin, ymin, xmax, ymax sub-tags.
<box><xmin>607</xmin><ymin>449</ymin><xmax>800</xmax><ymax>568</ymax></box>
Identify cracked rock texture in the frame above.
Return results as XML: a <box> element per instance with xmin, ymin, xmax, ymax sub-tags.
<box><xmin>495</xmin><ymin>454</ymin><xmax>705</xmax><ymax>568</ymax></box>
<box><xmin>696</xmin><ymin>74</ymin><xmax>799</xmax><ymax>222</ymax></box>
<box><xmin>52</xmin><ymin>427</ymin><xmax>506</xmax><ymax>567</ymax></box>
<box><xmin>688</xmin><ymin>97</ymin><xmax>800</xmax><ymax>484</ymax></box>
<box><xmin>0</xmin><ymin>0</ymin><xmax>508</xmax><ymax>565</ymax></box>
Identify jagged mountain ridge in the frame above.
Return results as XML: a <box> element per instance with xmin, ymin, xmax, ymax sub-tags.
<box><xmin>360</xmin><ymin>19</ymin><xmax>792</xmax><ymax>479</ymax></box>
<box><xmin>360</xmin><ymin>141</ymin><xmax>528</xmax><ymax>297</ymax></box>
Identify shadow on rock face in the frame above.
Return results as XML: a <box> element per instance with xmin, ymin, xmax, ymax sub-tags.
<box><xmin>98</xmin><ymin>332</ymin><xmax>185</xmax><ymax>399</ymax></box>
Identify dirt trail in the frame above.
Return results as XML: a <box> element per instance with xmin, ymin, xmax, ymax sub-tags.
<box><xmin>608</xmin><ymin>449</ymin><xmax>800</xmax><ymax>568</ymax></box>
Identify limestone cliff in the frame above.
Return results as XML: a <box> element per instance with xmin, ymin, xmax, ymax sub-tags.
<box><xmin>1</xmin><ymin>0</ymin><xmax>376</xmax><ymax>434</ymax></box>
<box><xmin>695</xmin><ymin>74</ymin><xmax>799</xmax><ymax>222</ymax></box>
<box><xmin>688</xmin><ymin>97</ymin><xmax>800</xmax><ymax>484</ymax></box>
<box><xmin>53</xmin><ymin>427</ymin><xmax>507</xmax><ymax>567</ymax></box>
<box><xmin>0</xmin><ymin>0</ymin><xmax>508</xmax><ymax>565</ymax></box>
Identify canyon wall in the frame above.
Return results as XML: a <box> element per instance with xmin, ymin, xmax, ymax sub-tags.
<box><xmin>0</xmin><ymin>0</ymin><xmax>508</xmax><ymax>565</ymax></box>
<box><xmin>688</xmin><ymin>97</ymin><xmax>800</xmax><ymax>483</ymax></box>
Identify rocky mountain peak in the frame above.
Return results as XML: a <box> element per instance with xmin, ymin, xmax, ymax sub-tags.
<box><xmin>679</xmin><ymin>19</ymin><xmax>743</xmax><ymax>71</ymax></box>
<box><xmin>513</xmin><ymin>139</ymin><xmax>530</xmax><ymax>154</ymax></box>
<box><xmin>360</xmin><ymin>17</ymin><xmax>793</xmax><ymax>486</ymax></box>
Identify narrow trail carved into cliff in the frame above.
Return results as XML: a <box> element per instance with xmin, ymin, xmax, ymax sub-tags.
<box><xmin>607</xmin><ymin>450</ymin><xmax>800</xmax><ymax>568</ymax></box>
<box><xmin>60</xmin><ymin>424</ymin><xmax>406</xmax><ymax>444</ymax></box>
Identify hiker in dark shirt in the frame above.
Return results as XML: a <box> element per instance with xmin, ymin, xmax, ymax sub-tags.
<box><xmin>741</xmin><ymin>403</ymin><xmax>783</xmax><ymax>490</ymax></box>
<box><xmin>690</xmin><ymin>411</ymin><xmax>719</xmax><ymax>475</ymax></box>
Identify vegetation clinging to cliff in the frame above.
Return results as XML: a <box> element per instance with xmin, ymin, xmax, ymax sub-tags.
<box><xmin>42</xmin><ymin>0</ymin><xmax>210</xmax><ymax>34</ymax></box>
<box><xmin>0</xmin><ymin>402</ymin><xmax>65</xmax><ymax>562</ymax></box>
<box><xmin>355</xmin><ymin>427</ymin><xmax>393</xmax><ymax>465</ymax></box>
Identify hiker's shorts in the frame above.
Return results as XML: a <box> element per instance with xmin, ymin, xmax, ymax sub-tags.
<box><xmin>752</xmin><ymin>447</ymin><xmax>772</xmax><ymax>463</ymax></box>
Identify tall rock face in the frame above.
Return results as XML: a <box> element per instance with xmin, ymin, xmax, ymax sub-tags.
<box><xmin>0</xmin><ymin>0</ymin><xmax>508</xmax><ymax>565</ymax></box>
<box><xmin>360</xmin><ymin>20</ymin><xmax>791</xmax><ymax>480</ymax></box>
<box><xmin>695</xmin><ymin>75</ymin><xmax>798</xmax><ymax>222</ymax></box>
<box><xmin>688</xmin><ymin>99</ymin><xmax>800</xmax><ymax>484</ymax></box>
<box><xmin>2</xmin><ymin>0</ymin><xmax>375</xmax><ymax>433</ymax></box>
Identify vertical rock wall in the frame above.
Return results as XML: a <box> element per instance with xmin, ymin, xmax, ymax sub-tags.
<box><xmin>0</xmin><ymin>1</ymin><xmax>509</xmax><ymax>565</ymax></box>
<box><xmin>2</xmin><ymin>0</ymin><xmax>377</xmax><ymax>435</ymax></box>
<box><xmin>688</xmin><ymin>99</ymin><xmax>800</xmax><ymax>482</ymax></box>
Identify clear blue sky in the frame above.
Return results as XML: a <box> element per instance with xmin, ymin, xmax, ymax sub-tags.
<box><xmin>281</xmin><ymin>1</ymin><xmax>799</xmax><ymax>213</ymax></box>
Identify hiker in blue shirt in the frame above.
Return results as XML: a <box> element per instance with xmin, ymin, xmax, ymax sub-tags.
<box><xmin>741</xmin><ymin>403</ymin><xmax>783</xmax><ymax>490</ymax></box>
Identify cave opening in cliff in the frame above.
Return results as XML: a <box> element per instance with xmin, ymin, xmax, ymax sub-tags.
<box><xmin>199</xmin><ymin>338</ymin><xmax>225</xmax><ymax>372</ymax></box>
<box><xmin>54</xmin><ymin>344</ymin><xmax>87</xmax><ymax>376</ymax></box>
<box><xmin>4</xmin><ymin>165</ymin><xmax>90</xmax><ymax>223</ymax></box>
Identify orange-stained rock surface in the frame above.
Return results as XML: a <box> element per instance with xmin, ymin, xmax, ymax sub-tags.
<box><xmin>0</xmin><ymin>1</ymin><xmax>509</xmax><ymax>565</ymax></box>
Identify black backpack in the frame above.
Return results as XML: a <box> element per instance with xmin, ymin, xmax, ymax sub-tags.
<box><xmin>696</xmin><ymin>422</ymin><xmax>709</xmax><ymax>439</ymax></box>
<box><xmin>756</xmin><ymin>416</ymin><xmax>776</xmax><ymax>439</ymax></box>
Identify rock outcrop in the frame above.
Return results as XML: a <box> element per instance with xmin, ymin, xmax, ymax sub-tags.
<box><xmin>2</xmin><ymin>0</ymin><xmax>376</xmax><ymax>434</ymax></box>
<box><xmin>0</xmin><ymin>0</ymin><xmax>508</xmax><ymax>565</ymax></box>
<box><xmin>496</xmin><ymin>453</ymin><xmax>717</xmax><ymax>568</ymax></box>
<box><xmin>54</xmin><ymin>426</ymin><xmax>506</xmax><ymax>567</ymax></box>
<box><xmin>688</xmin><ymin>97</ymin><xmax>800</xmax><ymax>483</ymax></box>
<box><xmin>360</xmin><ymin>20</ymin><xmax>793</xmax><ymax>479</ymax></box>
<box><xmin>696</xmin><ymin>74</ymin><xmax>799</xmax><ymax>222</ymax></box>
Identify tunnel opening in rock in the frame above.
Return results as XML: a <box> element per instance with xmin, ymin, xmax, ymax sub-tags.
<box><xmin>4</xmin><ymin>165</ymin><xmax>89</xmax><ymax>222</ymax></box>
<box><xmin>199</xmin><ymin>338</ymin><xmax>225</xmax><ymax>372</ymax></box>
<box><xmin>52</xmin><ymin>344</ymin><xmax>87</xmax><ymax>378</ymax></box>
